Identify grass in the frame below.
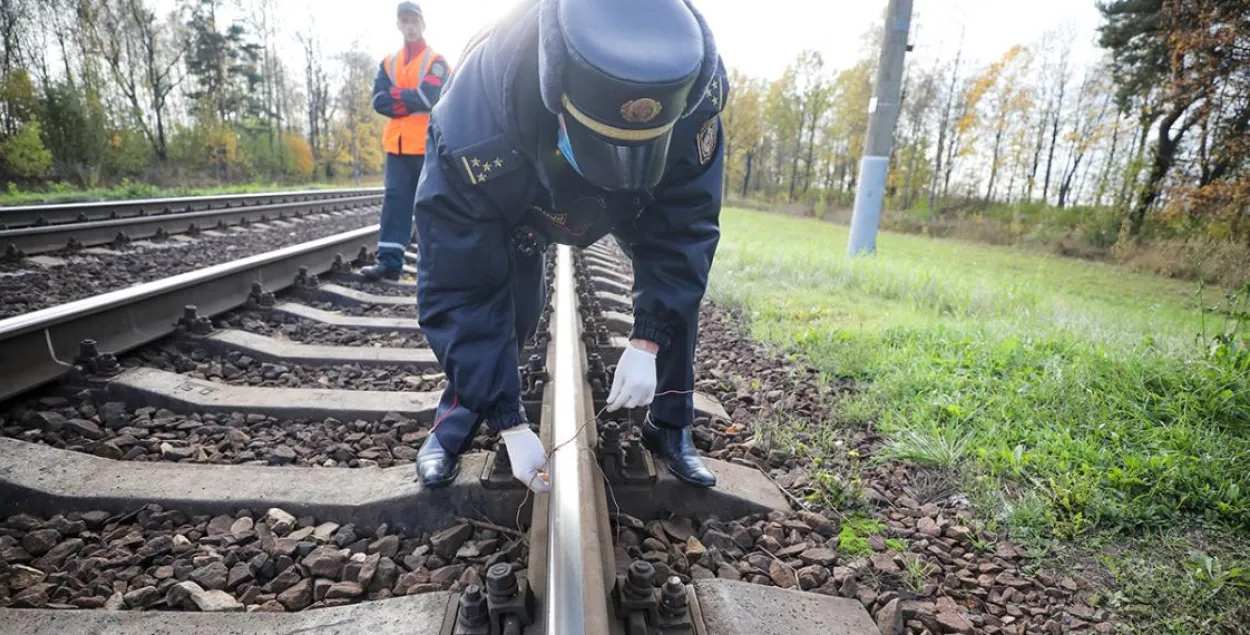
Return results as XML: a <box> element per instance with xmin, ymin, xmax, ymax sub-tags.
<box><xmin>0</xmin><ymin>179</ymin><xmax>381</xmax><ymax>206</ymax></box>
<box><xmin>1095</xmin><ymin>530</ymin><xmax>1250</xmax><ymax>633</ymax></box>
<box><xmin>710</xmin><ymin>207</ymin><xmax>1250</xmax><ymax>630</ymax></box>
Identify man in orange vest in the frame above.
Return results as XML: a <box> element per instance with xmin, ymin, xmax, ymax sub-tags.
<box><xmin>363</xmin><ymin>1</ymin><xmax>449</xmax><ymax>280</ymax></box>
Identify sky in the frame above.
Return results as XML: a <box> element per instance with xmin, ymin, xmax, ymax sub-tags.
<box><xmin>293</xmin><ymin>0</ymin><xmax>1109</xmax><ymax>80</ymax></box>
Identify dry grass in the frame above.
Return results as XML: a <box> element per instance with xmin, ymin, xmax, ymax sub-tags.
<box><xmin>1113</xmin><ymin>238</ymin><xmax>1250</xmax><ymax>288</ymax></box>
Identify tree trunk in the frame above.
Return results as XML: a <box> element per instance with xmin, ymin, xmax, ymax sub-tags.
<box><xmin>1128</xmin><ymin>105</ymin><xmax>1193</xmax><ymax>239</ymax></box>
<box><xmin>787</xmin><ymin>109</ymin><xmax>806</xmax><ymax>202</ymax></box>
<box><xmin>1058</xmin><ymin>152</ymin><xmax>1082</xmax><ymax>208</ymax></box>
<box><xmin>741</xmin><ymin>152</ymin><xmax>753</xmax><ymax>199</ymax></box>
<box><xmin>1042</xmin><ymin>94</ymin><xmax>1063</xmax><ymax>203</ymax></box>
<box><xmin>985</xmin><ymin>123</ymin><xmax>1005</xmax><ymax>204</ymax></box>
<box><xmin>1095</xmin><ymin>114</ymin><xmax>1122</xmax><ymax>207</ymax></box>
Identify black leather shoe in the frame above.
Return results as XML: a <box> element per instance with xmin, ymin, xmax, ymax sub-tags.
<box><xmin>416</xmin><ymin>434</ymin><xmax>459</xmax><ymax>487</ymax></box>
<box><xmin>360</xmin><ymin>264</ymin><xmax>401</xmax><ymax>281</ymax></box>
<box><xmin>640</xmin><ymin>417</ymin><xmax>716</xmax><ymax>488</ymax></box>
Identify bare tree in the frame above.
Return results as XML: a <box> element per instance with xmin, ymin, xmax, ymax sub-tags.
<box><xmin>299</xmin><ymin>25</ymin><xmax>335</xmax><ymax>178</ymax></box>
<box><xmin>928</xmin><ymin>30</ymin><xmax>963</xmax><ymax>218</ymax></box>
<box><xmin>1041</xmin><ymin>26</ymin><xmax>1075</xmax><ymax>204</ymax></box>
<box><xmin>86</xmin><ymin>0</ymin><xmax>185</xmax><ymax>161</ymax></box>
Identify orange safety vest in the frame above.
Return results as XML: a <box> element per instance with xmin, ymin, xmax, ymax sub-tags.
<box><xmin>383</xmin><ymin>45</ymin><xmax>438</xmax><ymax>156</ymax></box>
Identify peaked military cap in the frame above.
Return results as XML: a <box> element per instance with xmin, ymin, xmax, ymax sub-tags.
<box><xmin>539</xmin><ymin>0</ymin><xmax>718</xmax><ymax>191</ymax></box>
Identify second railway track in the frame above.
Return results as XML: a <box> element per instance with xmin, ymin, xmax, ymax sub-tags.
<box><xmin>0</xmin><ymin>188</ymin><xmax>383</xmax><ymax>231</ymax></box>
<box><xmin>0</xmin><ymin>228</ymin><xmax>880</xmax><ymax>634</ymax></box>
<box><xmin>1</xmin><ymin>191</ymin><xmax>384</xmax><ymax>258</ymax></box>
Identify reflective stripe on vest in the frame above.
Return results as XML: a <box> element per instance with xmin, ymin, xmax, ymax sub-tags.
<box><xmin>383</xmin><ymin>46</ymin><xmax>437</xmax><ymax>156</ymax></box>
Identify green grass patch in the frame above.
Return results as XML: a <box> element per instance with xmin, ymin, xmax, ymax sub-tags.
<box><xmin>1095</xmin><ymin>530</ymin><xmax>1250</xmax><ymax>633</ymax></box>
<box><xmin>0</xmin><ymin>179</ymin><xmax>379</xmax><ymax>206</ymax></box>
<box><xmin>710</xmin><ymin>207</ymin><xmax>1250</xmax><ymax>537</ymax></box>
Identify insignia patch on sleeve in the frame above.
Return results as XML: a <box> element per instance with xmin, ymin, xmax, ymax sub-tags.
<box><xmin>448</xmin><ymin>135</ymin><xmax>521</xmax><ymax>186</ymax></box>
<box><xmin>697</xmin><ymin>117</ymin><xmax>718</xmax><ymax>166</ymax></box>
<box><xmin>430</xmin><ymin>60</ymin><xmax>448</xmax><ymax>79</ymax></box>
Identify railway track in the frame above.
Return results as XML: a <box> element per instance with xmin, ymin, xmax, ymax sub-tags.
<box><xmin>0</xmin><ymin>223</ymin><xmax>880</xmax><ymax>633</ymax></box>
<box><xmin>0</xmin><ymin>188</ymin><xmax>382</xmax><ymax>230</ymax></box>
<box><xmin>1</xmin><ymin>189</ymin><xmax>384</xmax><ymax>258</ymax></box>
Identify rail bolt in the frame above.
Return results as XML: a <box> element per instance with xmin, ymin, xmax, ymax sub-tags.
<box><xmin>660</xmin><ymin>576</ymin><xmax>689</xmax><ymax>617</ymax></box>
<box><xmin>79</xmin><ymin>339</ymin><xmax>100</xmax><ymax>359</ymax></box>
<box><xmin>458</xmin><ymin>584</ymin><xmax>490</xmax><ymax>627</ymax></box>
<box><xmin>626</xmin><ymin>560</ymin><xmax>656</xmax><ymax>598</ymax></box>
<box><xmin>486</xmin><ymin>563</ymin><xmax>518</xmax><ymax>600</ymax></box>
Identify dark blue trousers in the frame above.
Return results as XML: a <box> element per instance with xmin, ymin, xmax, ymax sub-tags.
<box><xmin>429</xmin><ymin>244</ymin><xmax>549</xmax><ymax>454</ymax></box>
<box><xmin>377</xmin><ymin>153</ymin><xmax>426</xmax><ymax>270</ymax></box>
<box><xmin>613</xmin><ymin>238</ymin><xmax>696</xmax><ymax>430</ymax></box>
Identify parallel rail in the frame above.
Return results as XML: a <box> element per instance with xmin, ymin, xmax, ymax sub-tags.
<box><xmin>0</xmin><ymin>187</ymin><xmax>383</xmax><ymax>229</ymax></box>
<box><xmin>0</xmin><ymin>225</ymin><xmax>376</xmax><ymax>402</ymax></box>
<box><xmin>0</xmin><ymin>194</ymin><xmax>382</xmax><ymax>257</ymax></box>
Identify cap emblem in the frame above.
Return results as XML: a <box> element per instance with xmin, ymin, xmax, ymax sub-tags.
<box><xmin>620</xmin><ymin>98</ymin><xmax>663</xmax><ymax>124</ymax></box>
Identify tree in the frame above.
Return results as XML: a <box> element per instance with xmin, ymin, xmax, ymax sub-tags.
<box><xmin>721</xmin><ymin>70</ymin><xmax>764</xmax><ymax>199</ymax></box>
<box><xmin>184</xmin><ymin>0</ymin><xmax>262</xmax><ymax>124</ymax></box>
<box><xmin>86</xmin><ymin>0</ymin><xmax>185</xmax><ymax>161</ymax></box>
<box><xmin>893</xmin><ymin>62</ymin><xmax>940</xmax><ymax>210</ymax></box>
<box><xmin>335</xmin><ymin>48</ymin><xmax>384</xmax><ymax>183</ymax></box>
<box><xmin>1040</xmin><ymin>27</ymin><xmax>1075</xmax><ymax>204</ymax></box>
<box><xmin>299</xmin><ymin>26</ymin><xmax>336</xmax><ymax>178</ymax></box>
<box><xmin>960</xmin><ymin>45</ymin><xmax>1031</xmax><ymax>204</ymax></box>
<box><xmin>928</xmin><ymin>32</ymin><xmax>964</xmax><ymax>217</ymax></box>
<box><xmin>1</xmin><ymin>117</ymin><xmax>52</xmax><ymax>177</ymax></box>
<box><xmin>1057</xmin><ymin>65</ymin><xmax>1115</xmax><ymax>208</ymax></box>
<box><xmin>1098</xmin><ymin>0</ymin><xmax>1193</xmax><ymax>238</ymax></box>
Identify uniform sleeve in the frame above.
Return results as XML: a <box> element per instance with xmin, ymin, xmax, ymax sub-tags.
<box><xmin>399</xmin><ymin>55</ymin><xmax>450</xmax><ymax>114</ymax></box>
<box><xmin>371</xmin><ymin>61</ymin><xmax>402</xmax><ymax>118</ymax></box>
<box><xmin>414</xmin><ymin>128</ymin><xmax>526</xmax><ymax>430</ymax></box>
<box><xmin>627</xmin><ymin>68</ymin><xmax>729</xmax><ymax>350</ymax></box>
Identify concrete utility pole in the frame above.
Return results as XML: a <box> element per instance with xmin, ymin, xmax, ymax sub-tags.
<box><xmin>846</xmin><ymin>0</ymin><xmax>915</xmax><ymax>257</ymax></box>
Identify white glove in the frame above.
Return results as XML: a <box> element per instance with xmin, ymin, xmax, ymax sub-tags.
<box><xmin>501</xmin><ymin>426</ymin><xmax>550</xmax><ymax>493</ymax></box>
<box><xmin>606</xmin><ymin>342</ymin><xmax>657</xmax><ymax>412</ymax></box>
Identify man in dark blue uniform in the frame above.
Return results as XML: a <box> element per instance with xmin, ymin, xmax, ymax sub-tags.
<box><xmin>413</xmin><ymin>0</ymin><xmax>729</xmax><ymax>493</ymax></box>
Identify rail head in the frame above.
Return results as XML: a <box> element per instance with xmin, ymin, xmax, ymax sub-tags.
<box><xmin>0</xmin><ymin>225</ymin><xmax>378</xmax><ymax>402</ymax></box>
<box><xmin>0</xmin><ymin>187</ymin><xmax>383</xmax><ymax>215</ymax></box>
<box><xmin>0</xmin><ymin>226</ymin><xmax>378</xmax><ymax>340</ymax></box>
<box><xmin>545</xmin><ymin>245</ymin><xmax>613</xmax><ymax>634</ymax></box>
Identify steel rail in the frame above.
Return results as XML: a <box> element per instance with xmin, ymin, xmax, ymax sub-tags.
<box><xmin>0</xmin><ymin>225</ymin><xmax>377</xmax><ymax>402</ymax></box>
<box><xmin>545</xmin><ymin>245</ymin><xmax>614</xmax><ymax>635</ymax></box>
<box><xmin>0</xmin><ymin>195</ymin><xmax>382</xmax><ymax>257</ymax></box>
<box><xmin>0</xmin><ymin>187</ymin><xmax>383</xmax><ymax>229</ymax></box>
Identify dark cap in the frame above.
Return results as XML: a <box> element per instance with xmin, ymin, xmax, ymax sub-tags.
<box><xmin>547</xmin><ymin>0</ymin><xmax>711</xmax><ymax>191</ymax></box>
<box><xmin>397</xmin><ymin>2</ymin><xmax>422</xmax><ymax>18</ymax></box>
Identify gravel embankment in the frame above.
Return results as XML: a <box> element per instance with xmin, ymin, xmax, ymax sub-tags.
<box><xmin>0</xmin><ymin>505</ymin><xmax>527</xmax><ymax>611</ymax></box>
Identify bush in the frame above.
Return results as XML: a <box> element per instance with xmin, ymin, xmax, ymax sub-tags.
<box><xmin>1</xmin><ymin>118</ymin><xmax>53</xmax><ymax>178</ymax></box>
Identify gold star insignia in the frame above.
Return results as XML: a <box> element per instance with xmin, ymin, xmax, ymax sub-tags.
<box><xmin>481</xmin><ymin>163</ymin><xmax>492</xmax><ymax>173</ymax></box>
<box><xmin>494</xmin><ymin>158</ymin><xmax>504</xmax><ymax>168</ymax></box>
<box><xmin>477</xmin><ymin>172</ymin><xmax>487</xmax><ymax>181</ymax></box>
<box><xmin>471</xmin><ymin>158</ymin><xmax>481</xmax><ymax>168</ymax></box>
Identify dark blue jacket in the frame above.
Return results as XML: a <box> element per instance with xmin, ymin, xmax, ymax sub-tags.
<box><xmin>414</xmin><ymin>0</ymin><xmax>730</xmax><ymax>430</ymax></box>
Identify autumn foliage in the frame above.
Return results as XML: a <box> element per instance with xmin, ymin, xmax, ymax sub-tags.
<box><xmin>721</xmin><ymin>3</ymin><xmax>1250</xmax><ymax>285</ymax></box>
